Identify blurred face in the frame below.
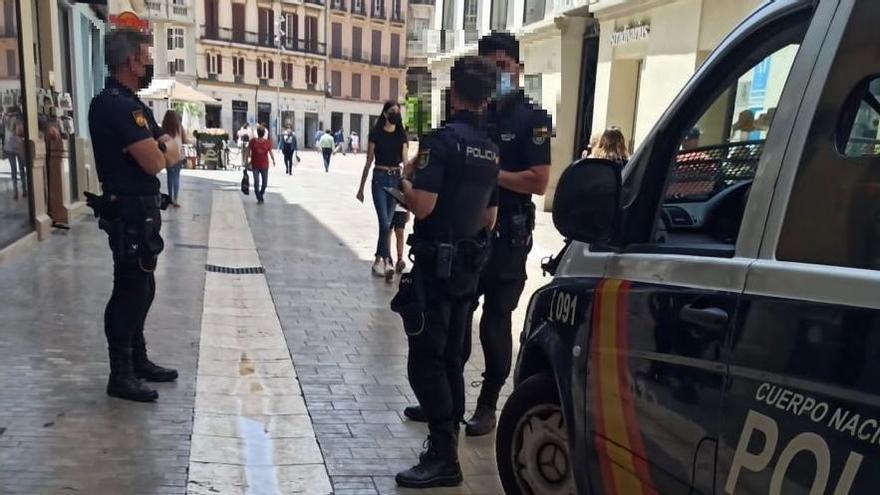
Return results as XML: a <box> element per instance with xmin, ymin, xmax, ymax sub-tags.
<box><xmin>129</xmin><ymin>43</ymin><xmax>154</xmax><ymax>89</ymax></box>
<box><xmin>484</xmin><ymin>50</ymin><xmax>521</xmax><ymax>84</ymax></box>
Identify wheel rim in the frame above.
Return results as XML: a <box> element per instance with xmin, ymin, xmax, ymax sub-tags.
<box><xmin>511</xmin><ymin>403</ymin><xmax>574</xmax><ymax>495</ymax></box>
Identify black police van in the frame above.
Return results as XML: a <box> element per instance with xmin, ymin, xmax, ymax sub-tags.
<box><xmin>496</xmin><ymin>0</ymin><xmax>880</xmax><ymax>493</ymax></box>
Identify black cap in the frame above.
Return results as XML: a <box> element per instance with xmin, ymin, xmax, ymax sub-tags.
<box><xmin>478</xmin><ymin>31</ymin><xmax>520</xmax><ymax>63</ymax></box>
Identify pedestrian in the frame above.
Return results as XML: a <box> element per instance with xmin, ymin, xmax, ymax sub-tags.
<box><xmin>237</xmin><ymin>122</ymin><xmax>252</xmax><ymax>169</ymax></box>
<box><xmin>248</xmin><ymin>125</ymin><xmax>275</xmax><ymax>203</ymax></box>
<box><xmin>355</xmin><ymin>101</ymin><xmax>409</xmax><ymax>279</ymax></box>
<box><xmin>581</xmin><ymin>134</ymin><xmax>598</xmax><ymax>160</ymax></box>
<box><xmin>391</xmin><ymin>55</ymin><xmax>499</xmax><ymax>489</ymax></box>
<box><xmin>86</xmin><ymin>28</ymin><xmax>180</xmax><ymax>402</ymax></box>
<box><xmin>314</xmin><ymin>127</ymin><xmax>323</xmax><ymax>150</ymax></box>
<box><xmin>333</xmin><ymin>128</ymin><xmax>346</xmax><ymax>155</ymax></box>
<box><xmin>319</xmin><ymin>129</ymin><xmax>335</xmax><ymax>172</ymax></box>
<box><xmin>390</xmin><ymin>203</ymin><xmax>409</xmax><ymax>273</ymax></box>
<box><xmin>4</xmin><ymin>106</ymin><xmax>25</xmax><ymax>199</ymax></box>
<box><xmin>161</xmin><ymin>109</ymin><xmax>187</xmax><ymax>207</ymax></box>
<box><xmin>350</xmin><ymin>131</ymin><xmax>360</xmax><ymax>153</ymax></box>
<box><xmin>279</xmin><ymin>124</ymin><xmax>298</xmax><ymax>175</ymax></box>
<box><xmin>402</xmin><ymin>32</ymin><xmax>554</xmax><ymax>437</ymax></box>
<box><xmin>589</xmin><ymin>126</ymin><xmax>629</xmax><ymax>165</ymax></box>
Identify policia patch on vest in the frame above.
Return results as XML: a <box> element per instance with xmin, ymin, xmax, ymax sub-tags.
<box><xmin>133</xmin><ymin>110</ymin><xmax>148</xmax><ymax>128</ymax></box>
<box><xmin>417</xmin><ymin>148</ymin><xmax>430</xmax><ymax>169</ymax></box>
<box><xmin>532</xmin><ymin>125</ymin><xmax>550</xmax><ymax>146</ymax></box>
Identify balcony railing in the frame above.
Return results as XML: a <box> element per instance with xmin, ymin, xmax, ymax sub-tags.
<box><xmin>303</xmin><ymin>0</ymin><xmax>324</xmax><ymax>5</ymax></box>
<box><xmin>200</xmin><ymin>26</ymin><xmax>326</xmax><ymax>55</ymax></box>
<box><xmin>330</xmin><ymin>0</ymin><xmax>346</xmax><ymax>10</ymax></box>
<box><xmin>331</xmin><ymin>48</ymin><xmax>405</xmax><ymax>68</ymax></box>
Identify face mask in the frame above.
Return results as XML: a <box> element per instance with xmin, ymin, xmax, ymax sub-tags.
<box><xmin>137</xmin><ymin>63</ymin><xmax>154</xmax><ymax>90</ymax></box>
<box><xmin>387</xmin><ymin>112</ymin><xmax>401</xmax><ymax>125</ymax></box>
<box><xmin>497</xmin><ymin>72</ymin><xmax>514</xmax><ymax>97</ymax></box>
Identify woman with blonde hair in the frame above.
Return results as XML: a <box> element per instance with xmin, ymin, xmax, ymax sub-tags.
<box><xmin>589</xmin><ymin>126</ymin><xmax>629</xmax><ymax>165</ymax></box>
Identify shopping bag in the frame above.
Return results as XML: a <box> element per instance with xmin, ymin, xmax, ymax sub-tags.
<box><xmin>241</xmin><ymin>169</ymin><xmax>250</xmax><ymax>195</ymax></box>
<box><xmin>295</xmin><ymin>152</ymin><xmax>301</xmax><ymax>163</ymax></box>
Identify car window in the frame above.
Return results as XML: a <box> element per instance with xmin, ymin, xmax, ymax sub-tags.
<box><xmin>842</xmin><ymin>78</ymin><xmax>880</xmax><ymax>158</ymax></box>
<box><xmin>657</xmin><ymin>44</ymin><xmax>800</xmax><ymax>247</ymax></box>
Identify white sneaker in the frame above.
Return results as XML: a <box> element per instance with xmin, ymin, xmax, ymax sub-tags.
<box><xmin>372</xmin><ymin>260</ymin><xmax>385</xmax><ymax>277</ymax></box>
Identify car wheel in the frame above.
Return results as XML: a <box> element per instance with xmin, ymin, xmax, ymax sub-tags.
<box><xmin>496</xmin><ymin>373</ymin><xmax>575</xmax><ymax>495</ymax></box>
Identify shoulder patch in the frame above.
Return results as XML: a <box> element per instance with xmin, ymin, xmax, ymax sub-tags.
<box><xmin>133</xmin><ymin>110</ymin><xmax>148</xmax><ymax>128</ymax></box>
<box><xmin>417</xmin><ymin>148</ymin><xmax>430</xmax><ymax>169</ymax></box>
<box><xmin>532</xmin><ymin>125</ymin><xmax>550</xmax><ymax>146</ymax></box>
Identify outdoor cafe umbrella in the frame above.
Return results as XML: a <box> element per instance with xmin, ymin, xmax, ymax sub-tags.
<box><xmin>138</xmin><ymin>79</ymin><xmax>219</xmax><ymax>104</ymax></box>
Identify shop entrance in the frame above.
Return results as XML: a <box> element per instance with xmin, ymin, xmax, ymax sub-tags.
<box><xmin>304</xmin><ymin>112</ymin><xmax>318</xmax><ymax>148</ymax></box>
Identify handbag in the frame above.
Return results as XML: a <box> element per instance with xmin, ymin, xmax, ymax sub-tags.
<box><xmin>240</xmin><ymin>169</ymin><xmax>250</xmax><ymax>195</ymax></box>
<box><xmin>295</xmin><ymin>152</ymin><xmax>301</xmax><ymax>163</ymax></box>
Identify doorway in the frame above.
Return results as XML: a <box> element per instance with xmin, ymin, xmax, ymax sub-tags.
<box><xmin>304</xmin><ymin>112</ymin><xmax>318</xmax><ymax>148</ymax></box>
<box><xmin>331</xmin><ymin>112</ymin><xmax>343</xmax><ymax>133</ymax></box>
<box><xmin>205</xmin><ymin>105</ymin><xmax>221</xmax><ymax>129</ymax></box>
<box><xmin>257</xmin><ymin>102</ymin><xmax>271</xmax><ymax>130</ymax></box>
<box><xmin>349</xmin><ymin>113</ymin><xmax>362</xmax><ymax>141</ymax></box>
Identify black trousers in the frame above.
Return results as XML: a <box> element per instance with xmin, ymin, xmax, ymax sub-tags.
<box><xmin>103</xmin><ymin>208</ymin><xmax>163</xmax><ymax>360</ymax></box>
<box><xmin>462</xmin><ymin>238</ymin><xmax>530</xmax><ymax>401</ymax></box>
<box><xmin>403</xmin><ymin>267</ymin><xmax>474</xmax><ymax>434</ymax></box>
<box><xmin>283</xmin><ymin>149</ymin><xmax>294</xmax><ymax>173</ymax></box>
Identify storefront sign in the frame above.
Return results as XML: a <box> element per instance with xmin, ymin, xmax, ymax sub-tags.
<box><xmin>611</xmin><ymin>22</ymin><xmax>650</xmax><ymax>47</ymax></box>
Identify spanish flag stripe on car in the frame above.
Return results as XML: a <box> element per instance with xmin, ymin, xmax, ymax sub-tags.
<box><xmin>591</xmin><ymin>279</ymin><xmax>656</xmax><ymax>495</ymax></box>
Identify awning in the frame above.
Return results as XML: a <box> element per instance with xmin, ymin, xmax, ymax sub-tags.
<box><xmin>139</xmin><ymin>79</ymin><xmax>219</xmax><ymax>104</ymax></box>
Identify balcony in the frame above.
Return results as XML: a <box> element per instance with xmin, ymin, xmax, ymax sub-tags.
<box><xmin>200</xmin><ymin>26</ymin><xmax>326</xmax><ymax>56</ymax></box>
<box><xmin>371</xmin><ymin>7</ymin><xmax>385</xmax><ymax>20</ymax></box>
<box><xmin>350</xmin><ymin>1</ymin><xmax>366</xmax><ymax>15</ymax></box>
<box><xmin>330</xmin><ymin>0</ymin><xmax>346</xmax><ymax>10</ymax></box>
<box><xmin>303</xmin><ymin>0</ymin><xmax>324</xmax><ymax>5</ymax></box>
<box><xmin>390</xmin><ymin>10</ymin><xmax>404</xmax><ymax>24</ymax></box>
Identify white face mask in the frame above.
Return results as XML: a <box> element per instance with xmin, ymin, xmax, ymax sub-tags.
<box><xmin>497</xmin><ymin>72</ymin><xmax>515</xmax><ymax>97</ymax></box>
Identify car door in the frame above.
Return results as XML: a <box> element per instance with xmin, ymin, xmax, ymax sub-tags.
<box><xmin>720</xmin><ymin>1</ymin><xmax>880</xmax><ymax>493</ymax></box>
<box><xmin>573</xmin><ymin>2</ymin><xmax>817</xmax><ymax>493</ymax></box>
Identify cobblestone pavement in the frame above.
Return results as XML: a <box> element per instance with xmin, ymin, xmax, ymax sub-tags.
<box><xmin>0</xmin><ymin>149</ymin><xmax>564</xmax><ymax>494</ymax></box>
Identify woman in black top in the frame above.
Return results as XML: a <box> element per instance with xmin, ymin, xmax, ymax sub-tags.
<box><xmin>356</xmin><ymin>101</ymin><xmax>409</xmax><ymax>279</ymax></box>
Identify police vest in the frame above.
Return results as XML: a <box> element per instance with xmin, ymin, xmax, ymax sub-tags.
<box><xmin>418</xmin><ymin>121</ymin><xmax>500</xmax><ymax>241</ymax></box>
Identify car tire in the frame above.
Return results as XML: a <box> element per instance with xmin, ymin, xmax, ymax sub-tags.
<box><xmin>496</xmin><ymin>373</ymin><xmax>576</xmax><ymax>495</ymax></box>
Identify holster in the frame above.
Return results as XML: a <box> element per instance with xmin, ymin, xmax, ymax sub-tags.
<box><xmin>391</xmin><ymin>268</ymin><xmax>428</xmax><ymax>336</ymax></box>
<box><xmin>499</xmin><ymin>201</ymin><xmax>536</xmax><ymax>247</ymax></box>
<box><xmin>97</xmin><ymin>194</ymin><xmax>165</xmax><ymax>271</ymax></box>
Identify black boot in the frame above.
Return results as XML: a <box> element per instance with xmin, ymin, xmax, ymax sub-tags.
<box><xmin>396</xmin><ymin>428</ymin><xmax>463</xmax><ymax>488</ymax></box>
<box><xmin>107</xmin><ymin>348</ymin><xmax>158</xmax><ymax>402</ymax></box>
<box><xmin>403</xmin><ymin>405</ymin><xmax>428</xmax><ymax>423</ymax></box>
<box><xmin>132</xmin><ymin>333</ymin><xmax>178</xmax><ymax>382</ymax></box>
<box><xmin>465</xmin><ymin>386</ymin><xmax>499</xmax><ymax>436</ymax></box>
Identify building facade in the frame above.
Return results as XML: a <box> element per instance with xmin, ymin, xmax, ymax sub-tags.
<box><xmin>195</xmin><ymin>0</ymin><xmax>327</xmax><ymax>147</ymax></box>
<box><xmin>144</xmin><ymin>0</ymin><xmax>198</xmax><ymax>84</ymax></box>
<box><xmin>325</xmin><ymin>0</ymin><xmax>407</xmax><ymax>144</ymax></box>
<box><xmin>404</xmin><ymin>0</ymin><xmax>431</xmax><ymax>136</ymax></box>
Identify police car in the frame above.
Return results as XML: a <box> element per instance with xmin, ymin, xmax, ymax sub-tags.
<box><xmin>496</xmin><ymin>0</ymin><xmax>880</xmax><ymax>493</ymax></box>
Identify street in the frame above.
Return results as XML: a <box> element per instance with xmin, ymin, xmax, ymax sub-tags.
<box><xmin>0</xmin><ymin>149</ymin><xmax>563</xmax><ymax>495</ymax></box>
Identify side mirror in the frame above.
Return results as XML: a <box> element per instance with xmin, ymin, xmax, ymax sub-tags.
<box><xmin>552</xmin><ymin>158</ymin><xmax>622</xmax><ymax>244</ymax></box>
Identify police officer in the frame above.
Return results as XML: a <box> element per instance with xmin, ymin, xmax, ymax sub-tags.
<box><xmin>402</xmin><ymin>33</ymin><xmax>552</xmax><ymax>435</ymax></box>
<box><xmin>392</xmin><ymin>55</ymin><xmax>499</xmax><ymax>489</ymax></box>
<box><xmin>88</xmin><ymin>29</ymin><xmax>180</xmax><ymax>403</ymax></box>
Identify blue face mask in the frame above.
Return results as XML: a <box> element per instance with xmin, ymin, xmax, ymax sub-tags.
<box><xmin>497</xmin><ymin>72</ymin><xmax>514</xmax><ymax>97</ymax></box>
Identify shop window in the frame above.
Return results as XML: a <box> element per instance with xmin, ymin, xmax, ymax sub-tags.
<box><xmin>650</xmin><ymin>41</ymin><xmax>802</xmax><ymax>251</ymax></box>
<box><xmin>841</xmin><ymin>78</ymin><xmax>880</xmax><ymax>158</ymax></box>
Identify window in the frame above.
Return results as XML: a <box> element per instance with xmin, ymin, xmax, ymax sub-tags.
<box><xmin>371</xmin><ymin>30</ymin><xmax>381</xmax><ymax>64</ymax></box>
<box><xmin>647</xmin><ymin>39</ymin><xmax>802</xmax><ymax>252</ymax></box>
<box><xmin>3</xmin><ymin>0</ymin><xmax>14</xmax><ymax>36</ymax></box>
<box><xmin>282</xmin><ymin>62</ymin><xmax>294</xmax><ymax>82</ymax></box>
<box><xmin>524</xmin><ymin>74</ymin><xmax>542</xmax><ymax>106</ymax></box>
<box><xmin>257</xmin><ymin>58</ymin><xmax>273</xmax><ymax>80</ymax></box>
<box><xmin>463</xmin><ymin>0</ymin><xmax>478</xmax><ymax>33</ymax></box>
<box><xmin>352</xmin><ymin>0</ymin><xmax>364</xmax><ymax>14</ymax></box>
<box><xmin>331</xmin><ymin>70</ymin><xmax>342</xmax><ymax>97</ymax></box>
<box><xmin>523</xmin><ymin>0</ymin><xmax>545</xmax><ymax>25</ymax></box>
<box><xmin>353</xmin><ymin>27</ymin><xmax>363</xmax><ymax>60</ymax></box>
<box><xmin>841</xmin><ymin>79</ymin><xmax>880</xmax><ymax>158</ymax></box>
<box><xmin>305</xmin><ymin>16</ymin><xmax>318</xmax><ymax>52</ymax></box>
<box><xmin>172</xmin><ymin>0</ymin><xmax>187</xmax><ymax>15</ymax></box>
<box><xmin>167</xmin><ymin>27</ymin><xmax>184</xmax><ymax>50</ymax></box>
<box><xmin>233</xmin><ymin>56</ymin><xmax>245</xmax><ymax>77</ymax></box>
<box><xmin>167</xmin><ymin>58</ymin><xmax>185</xmax><ymax>75</ymax></box>
<box><xmin>283</xmin><ymin>12</ymin><xmax>298</xmax><ymax>47</ymax></box>
<box><xmin>371</xmin><ymin>75</ymin><xmax>380</xmax><ymax>101</ymax></box>
<box><xmin>332</xmin><ymin>22</ymin><xmax>342</xmax><ymax>58</ymax></box>
<box><xmin>390</xmin><ymin>77</ymin><xmax>398</xmax><ymax>101</ymax></box>
<box><xmin>373</xmin><ymin>0</ymin><xmax>383</xmax><ymax>17</ymax></box>
<box><xmin>6</xmin><ymin>49</ymin><xmax>15</xmax><ymax>77</ymax></box>
<box><xmin>776</xmin><ymin>4</ymin><xmax>880</xmax><ymax>270</ymax></box>
<box><xmin>206</xmin><ymin>53</ymin><xmax>221</xmax><ymax>75</ymax></box>
<box><xmin>258</xmin><ymin>8</ymin><xmax>274</xmax><ymax>47</ymax></box>
<box><xmin>204</xmin><ymin>0</ymin><xmax>218</xmax><ymax>37</ymax></box>
<box><xmin>232</xmin><ymin>4</ymin><xmax>245</xmax><ymax>42</ymax></box>
<box><xmin>352</xmin><ymin>73</ymin><xmax>361</xmax><ymax>99</ymax></box>
<box><xmin>390</xmin><ymin>33</ymin><xmax>400</xmax><ymax>67</ymax></box>
<box><xmin>491</xmin><ymin>0</ymin><xmax>508</xmax><ymax>31</ymax></box>
<box><xmin>305</xmin><ymin>65</ymin><xmax>318</xmax><ymax>87</ymax></box>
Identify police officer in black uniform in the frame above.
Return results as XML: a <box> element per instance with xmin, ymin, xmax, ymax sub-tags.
<box><xmin>464</xmin><ymin>31</ymin><xmax>552</xmax><ymax>436</ymax></box>
<box><xmin>87</xmin><ymin>29</ymin><xmax>180</xmax><ymax>403</ymax></box>
<box><xmin>392</xmin><ymin>56</ymin><xmax>499</xmax><ymax>489</ymax></box>
<box><xmin>402</xmin><ymin>33</ymin><xmax>552</xmax><ymax>436</ymax></box>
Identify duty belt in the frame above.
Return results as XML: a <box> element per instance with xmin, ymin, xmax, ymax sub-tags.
<box><xmin>114</xmin><ymin>194</ymin><xmax>163</xmax><ymax>209</ymax></box>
